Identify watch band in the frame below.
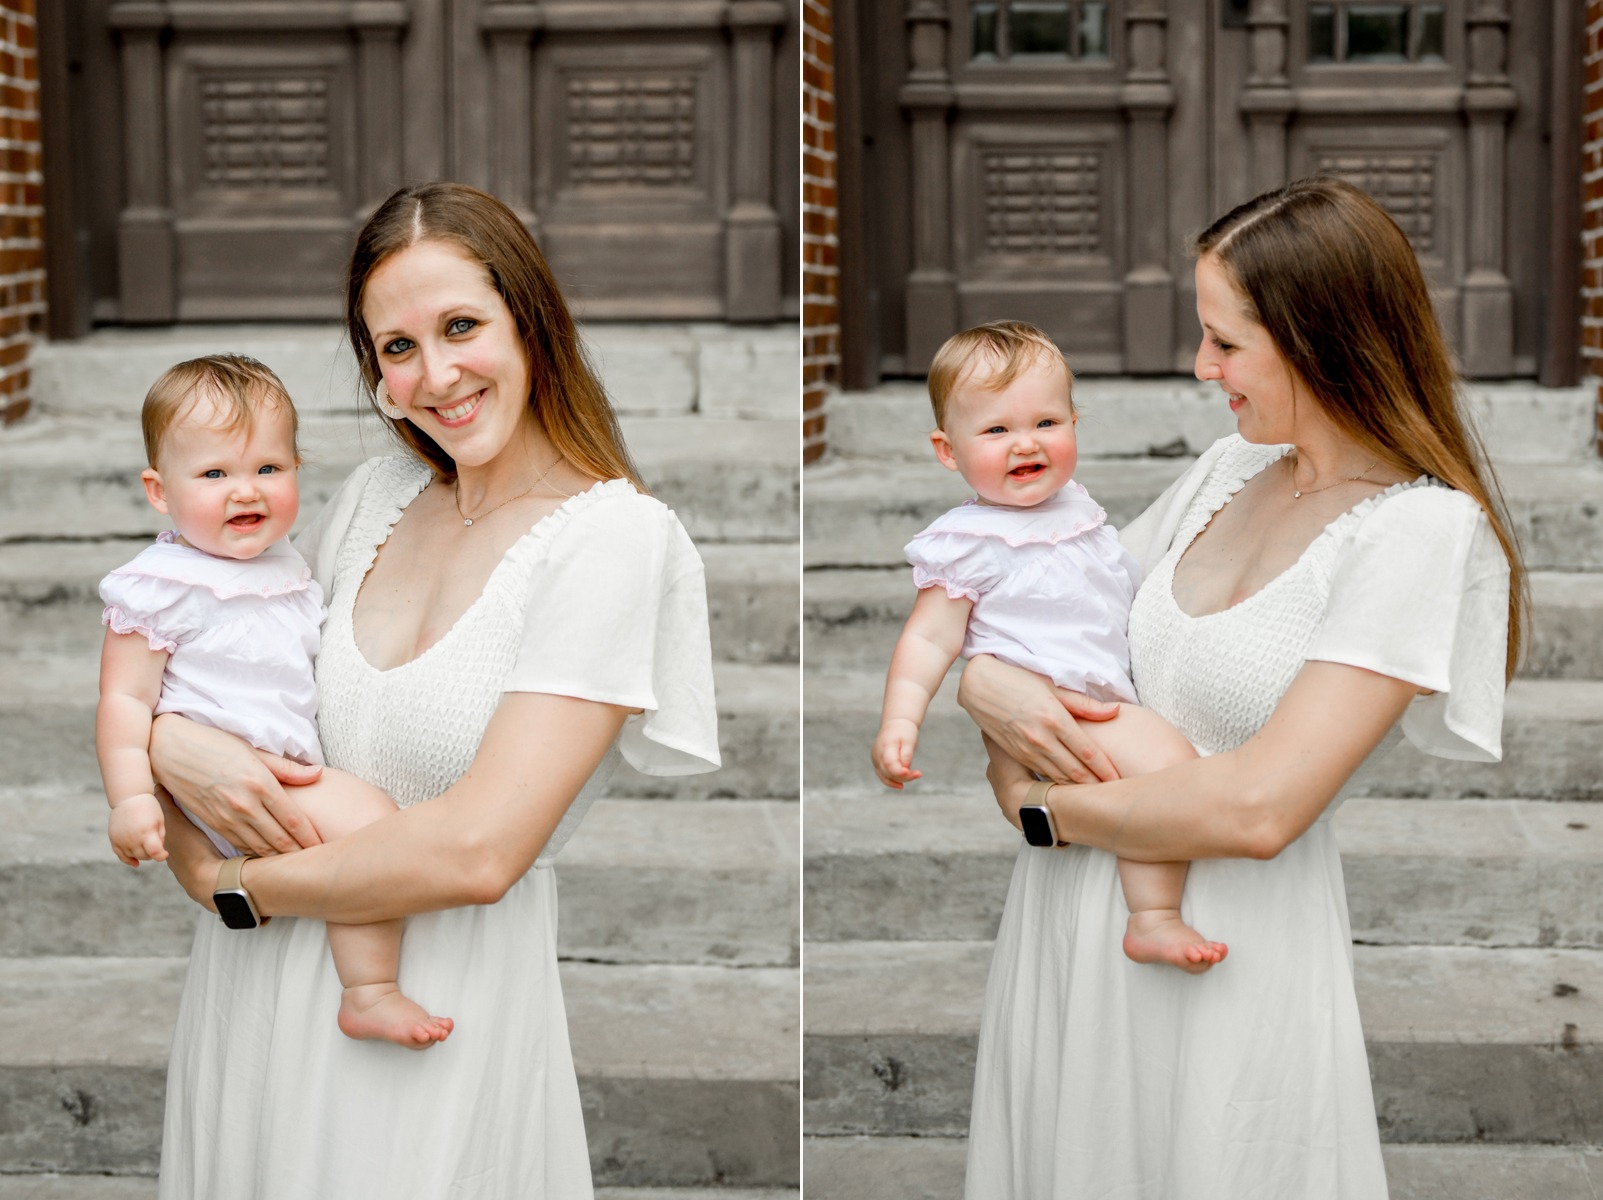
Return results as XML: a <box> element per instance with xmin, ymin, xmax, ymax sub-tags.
<box><xmin>214</xmin><ymin>854</ymin><xmax>269</xmax><ymax>929</ymax></box>
<box><xmin>1025</xmin><ymin>780</ymin><xmax>1053</xmax><ymax>809</ymax></box>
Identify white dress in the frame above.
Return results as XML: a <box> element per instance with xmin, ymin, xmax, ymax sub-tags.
<box><xmin>964</xmin><ymin>437</ymin><xmax>1509</xmax><ymax>1199</ymax></box>
<box><xmin>905</xmin><ymin>481</ymin><xmax>1142</xmax><ymax>704</ymax></box>
<box><xmin>158</xmin><ymin>456</ymin><xmax>720</xmax><ymax>1200</ymax></box>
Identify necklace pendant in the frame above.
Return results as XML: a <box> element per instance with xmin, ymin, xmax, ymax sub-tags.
<box><xmin>463</xmin><ymin>517</ymin><xmax>474</xmax><ymax>526</ymax></box>
<box><xmin>1293</xmin><ymin>489</ymin><xmax>1302</xmax><ymax>499</ymax></box>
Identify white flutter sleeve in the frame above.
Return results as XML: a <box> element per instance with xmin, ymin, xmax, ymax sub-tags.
<box><xmin>293</xmin><ymin>458</ymin><xmax>377</xmax><ymax>593</ymax></box>
<box><xmin>506</xmin><ymin>490</ymin><xmax>721</xmax><ymax>776</ymax></box>
<box><xmin>1307</xmin><ymin>485</ymin><xmax>1509</xmax><ymax>762</ymax></box>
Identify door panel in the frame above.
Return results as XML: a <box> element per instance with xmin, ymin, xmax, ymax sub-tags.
<box><xmin>69</xmin><ymin>0</ymin><xmax>794</xmax><ymax>325</ymax></box>
<box><xmin>860</xmin><ymin>0</ymin><xmax>1557</xmax><ymax>379</ymax></box>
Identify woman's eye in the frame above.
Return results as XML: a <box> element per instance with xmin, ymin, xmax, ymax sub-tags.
<box><xmin>447</xmin><ymin>317</ymin><xmax>477</xmax><ymax>336</ymax></box>
<box><xmin>382</xmin><ymin>337</ymin><xmax>414</xmax><ymax>356</ymax></box>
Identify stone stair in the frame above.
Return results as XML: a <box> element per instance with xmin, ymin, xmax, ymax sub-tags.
<box><xmin>801</xmin><ymin>379</ymin><xmax>1603</xmax><ymax>1199</ymax></box>
<box><xmin>0</xmin><ymin>323</ymin><xmax>800</xmax><ymax>1194</ymax></box>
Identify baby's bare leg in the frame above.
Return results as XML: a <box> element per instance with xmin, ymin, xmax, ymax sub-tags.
<box><xmin>1079</xmin><ymin>707</ymin><xmax>1228</xmax><ymax>974</ymax></box>
<box><xmin>292</xmin><ymin>770</ymin><xmax>453</xmax><ymax>1048</ymax></box>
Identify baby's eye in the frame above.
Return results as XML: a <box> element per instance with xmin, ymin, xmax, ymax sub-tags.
<box><xmin>447</xmin><ymin>317</ymin><xmax>477</xmax><ymax>336</ymax></box>
<box><xmin>984</xmin><ymin>425</ymin><xmax>1006</xmax><ymax>435</ymax></box>
<box><xmin>202</xmin><ymin>469</ymin><xmax>224</xmax><ymax>480</ymax></box>
<box><xmin>258</xmin><ymin>464</ymin><xmax>280</xmax><ymax>475</ymax></box>
<box><xmin>1036</xmin><ymin>419</ymin><xmax>1058</xmax><ymax>429</ymax></box>
<box><xmin>381</xmin><ymin>337</ymin><xmax>414</xmax><ymax>356</ymax></box>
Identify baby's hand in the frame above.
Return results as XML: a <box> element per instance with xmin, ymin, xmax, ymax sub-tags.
<box><xmin>873</xmin><ymin>719</ymin><xmax>923</xmax><ymax>789</ymax></box>
<box><xmin>108</xmin><ymin>793</ymin><xmax>168</xmax><ymax>867</ymax></box>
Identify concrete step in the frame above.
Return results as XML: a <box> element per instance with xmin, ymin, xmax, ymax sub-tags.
<box><xmin>0</xmin><ymin>539</ymin><xmax>799</xmax><ymax>665</ymax></box>
<box><xmin>0</xmin><ymin>956</ymin><xmax>798</xmax><ymax>1188</ymax></box>
<box><xmin>0</xmin><ymin>412</ymin><xmax>798</xmax><ymax>546</ymax></box>
<box><xmin>803</xmin><ymin>940</ymin><xmax>1603</xmax><ymax>1144</ymax></box>
<box><xmin>801</xmin><ymin>667</ymin><xmax>1603</xmax><ymax>800</ymax></box>
<box><xmin>2</xmin><ymin>789</ymin><xmax>797</xmax><ymax>966</ymax></box>
<box><xmin>803</xmin><ymin>790</ymin><xmax>1603</xmax><ymax>952</ymax></box>
<box><xmin>0</xmin><ymin>657</ymin><xmax>799</xmax><ymax>800</ymax></box>
<box><xmin>823</xmin><ymin>379</ymin><xmax>1598</xmax><ymax>465</ymax></box>
<box><xmin>0</xmin><ymin>1182</ymin><xmax>797</xmax><ymax>1200</ymax></box>
<box><xmin>801</xmin><ymin>455</ymin><xmax>1603</xmax><ymax>572</ymax></box>
<box><xmin>802</xmin><ymin>565</ymin><xmax>1603</xmax><ymax>680</ymax></box>
<box><xmin>801</xmin><ymin>1135</ymin><xmax>1603</xmax><ymax>1200</ymax></box>
<box><xmin>30</xmin><ymin>323</ymin><xmax>799</xmax><ymax>423</ymax></box>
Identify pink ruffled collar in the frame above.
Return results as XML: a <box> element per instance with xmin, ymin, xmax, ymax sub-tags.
<box><xmin>106</xmin><ymin>531</ymin><xmax>313</xmax><ymax>599</ymax></box>
<box><xmin>927</xmin><ymin>480</ymin><xmax>1108</xmax><ymax>547</ymax></box>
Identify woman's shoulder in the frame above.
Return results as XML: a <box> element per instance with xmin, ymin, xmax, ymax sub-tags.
<box><xmin>519</xmin><ymin>479</ymin><xmax>700</xmax><ymax>572</ymax></box>
<box><xmin>1338</xmin><ymin>477</ymin><xmax>1488</xmax><ymax>544</ymax></box>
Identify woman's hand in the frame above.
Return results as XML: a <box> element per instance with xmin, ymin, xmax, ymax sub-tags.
<box><xmin>957</xmin><ymin>655</ymin><xmax>1122</xmax><ymax>784</ymax></box>
<box><xmin>149</xmin><ymin>714</ymin><xmax>324</xmax><ymax>856</ymax></box>
<box><xmin>982</xmin><ymin>735</ymin><xmax>1041</xmax><ymax>832</ymax></box>
<box><xmin>157</xmin><ymin>792</ymin><xmax>225</xmax><ymax>912</ymax></box>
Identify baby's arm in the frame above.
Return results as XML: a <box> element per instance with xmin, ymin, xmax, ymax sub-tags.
<box><xmin>874</xmin><ymin>586</ymin><xmax>973</xmax><ymax>788</ymax></box>
<box><xmin>96</xmin><ymin>629</ymin><xmax>172</xmax><ymax>866</ymax></box>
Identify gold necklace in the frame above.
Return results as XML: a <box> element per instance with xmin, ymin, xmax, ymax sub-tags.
<box><xmin>1289</xmin><ymin>451</ymin><xmax>1379</xmax><ymax>500</ymax></box>
<box><xmin>453</xmin><ymin>453</ymin><xmax>564</xmax><ymax>526</ymax></box>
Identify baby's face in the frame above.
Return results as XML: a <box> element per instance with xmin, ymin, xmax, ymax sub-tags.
<box><xmin>931</xmin><ymin>355</ymin><xmax>1078</xmax><ymax>507</ymax></box>
<box><xmin>144</xmin><ymin>392</ymin><xmax>301</xmax><ymax>560</ymax></box>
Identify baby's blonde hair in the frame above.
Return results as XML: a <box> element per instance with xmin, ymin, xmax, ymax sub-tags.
<box><xmin>141</xmin><ymin>355</ymin><xmax>300</xmax><ymax>469</ymax></box>
<box><xmin>927</xmin><ymin>321</ymin><xmax>1075</xmax><ymax>428</ymax></box>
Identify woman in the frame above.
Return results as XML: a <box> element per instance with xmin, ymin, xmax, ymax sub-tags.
<box><xmin>148</xmin><ymin>182</ymin><xmax>720</xmax><ymax>1197</ymax></box>
<box><xmin>956</xmin><ymin>178</ymin><xmax>1524</xmax><ymax>1197</ymax></box>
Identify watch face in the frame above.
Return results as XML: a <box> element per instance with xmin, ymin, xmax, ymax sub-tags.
<box><xmin>1020</xmin><ymin>806</ymin><xmax>1056</xmax><ymax>848</ymax></box>
<box><xmin>215</xmin><ymin>889</ymin><xmax>260</xmax><ymax>930</ymax></box>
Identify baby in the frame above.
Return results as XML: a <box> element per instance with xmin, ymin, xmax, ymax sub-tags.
<box><xmin>872</xmin><ymin>322</ymin><xmax>1227</xmax><ymax>973</ymax></box>
<box><xmin>96</xmin><ymin>354</ymin><xmax>454</xmax><ymax>1046</ymax></box>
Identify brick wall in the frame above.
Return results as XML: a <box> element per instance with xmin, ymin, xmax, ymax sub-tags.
<box><xmin>1587</xmin><ymin>0</ymin><xmax>1603</xmax><ymax>450</ymax></box>
<box><xmin>802</xmin><ymin>0</ymin><xmax>838</xmax><ymax>464</ymax></box>
<box><xmin>0</xmin><ymin>0</ymin><xmax>40</xmax><ymax>425</ymax></box>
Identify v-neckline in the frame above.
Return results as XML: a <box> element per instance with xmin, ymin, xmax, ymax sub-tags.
<box><xmin>1167</xmin><ymin>448</ymin><xmax>1421</xmax><ymax>621</ymax></box>
<box><xmin>347</xmin><ymin>469</ymin><xmax>616</xmax><ymax>675</ymax></box>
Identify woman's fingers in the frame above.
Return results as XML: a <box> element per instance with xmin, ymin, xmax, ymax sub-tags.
<box><xmin>253</xmin><ymin>751</ymin><xmax>325</xmax><ymax>849</ymax></box>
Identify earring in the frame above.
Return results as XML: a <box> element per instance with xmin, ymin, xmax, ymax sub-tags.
<box><xmin>375</xmin><ymin>379</ymin><xmax>405</xmax><ymax>420</ymax></box>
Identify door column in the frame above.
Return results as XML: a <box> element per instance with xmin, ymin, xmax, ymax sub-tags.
<box><xmin>1462</xmin><ymin>0</ymin><xmax>1516</xmax><ymax>377</ymax></box>
<box><xmin>1239</xmin><ymin>0</ymin><xmax>1292</xmax><ymax>196</ymax></box>
<box><xmin>726</xmin><ymin>0</ymin><xmax>787</xmax><ymax>321</ymax></box>
<box><xmin>109</xmin><ymin>1</ymin><xmax>175</xmax><ymax>324</ymax></box>
<box><xmin>1121</xmin><ymin>0</ymin><xmax>1174</xmax><ymax>373</ymax></box>
<box><xmin>900</xmin><ymin>0</ymin><xmax>955</xmax><ymax>373</ymax></box>
<box><xmin>353</xmin><ymin>2</ymin><xmax>408</xmax><ymax>217</ymax></box>
<box><xmin>480</xmin><ymin>4</ymin><xmax>542</xmax><ymax>234</ymax></box>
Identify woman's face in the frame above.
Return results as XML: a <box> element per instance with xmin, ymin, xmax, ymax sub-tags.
<box><xmin>361</xmin><ymin>239</ymin><xmax>536</xmax><ymax>470</ymax></box>
<box><xmin>1193</xmin><ymin>253</ymin><xmax>1306</xmax><ymax>445</ymax></box>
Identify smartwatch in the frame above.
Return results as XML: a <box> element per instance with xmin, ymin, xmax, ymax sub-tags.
<box><xmin>214</xmin><ymin>855</ymin><xmax>269</xmax><ymax>929</ymax></box>
<box><xmin>1019</xmin><ymin>780</ymin><xmax>1067</xmax><ymax>848</ymax></box>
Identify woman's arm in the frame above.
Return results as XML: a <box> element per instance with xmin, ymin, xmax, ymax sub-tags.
<box><xmin>989</xmin><ymin>659</ymin><xmax>1420</xmax><ymax>861</ymax></box>
<box><xmin>873</xmin><ymin>587</ymin><xmax>972</xmax><ymax>788</ymax></box>
<box><xmin>165</xmin><ymin>690</ymin><xmax>630</xmax><ymax>922</ymax></box>
<box><xmin>957</xmin><ymin>654</ymin><xmax>1124</xmax><ymax>784</ymax></box>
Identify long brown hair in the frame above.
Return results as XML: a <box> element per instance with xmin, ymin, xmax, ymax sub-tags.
<box><xmin>1195</xmin><ymin>176</ymin><xmax>1526</xmax><ymax>680</ymax></box>
<box><xmin>345</xmin><ymin>182</ymin><xmax>645</xmax><ymax>491</ymax></box>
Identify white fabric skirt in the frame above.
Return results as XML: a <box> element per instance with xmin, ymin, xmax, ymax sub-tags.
<box><xmin>964</xmin><ymin>822</ymin><xmax>1388</xmax><ymax>1199</ymax></box>
<box><xmin>159</xmin><ymin>866</ymin><xmax>591</xmax><ymax>1199</ymax></box>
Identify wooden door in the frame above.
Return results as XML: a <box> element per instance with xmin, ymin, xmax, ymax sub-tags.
<box><xmin>53</xmin><ymin>0</ymin><xmax>795</xmax><ymax>326</ymax></box>
<box><xmin>844</xmin><ymin>0</ymin><xmax>1567</xmax><ymax>379</ymax></box>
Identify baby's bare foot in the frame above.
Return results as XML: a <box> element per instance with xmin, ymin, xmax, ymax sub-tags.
<box><xmin>1123</xmin><ymin>909</ymin><xmax>1228</xmax><ymax>975</ymax></box>
<box><xmin>337</xmin><ymin>983</ymin><xmax>454</xmax><ymax>1049</ymax></box>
